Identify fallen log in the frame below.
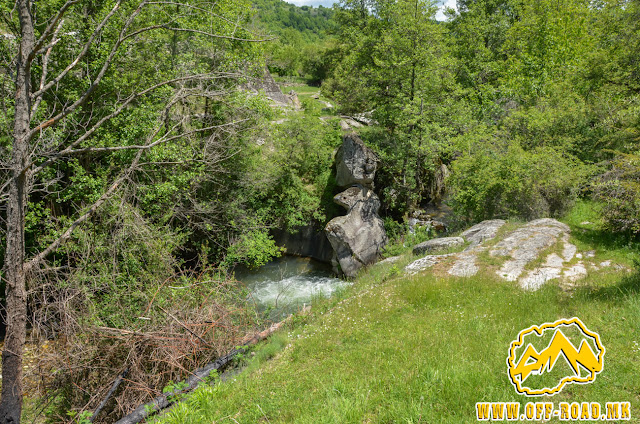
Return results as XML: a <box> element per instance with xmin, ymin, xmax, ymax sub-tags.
<box><xmin>113</xmin><ymin>316</ymin><xmax>293</xmax><ymax>424</ymax></box>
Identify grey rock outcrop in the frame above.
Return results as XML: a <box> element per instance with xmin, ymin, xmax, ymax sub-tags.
<box><xmin>448</xmin><ymin>248</ymin><xmax>485</xmax><ymax>277</ymax></box>
<box><xmin>490</xmin><ymin>219</ymin><xmax>571</xmax><ymax>284</ymax></box>
<box><xmin>326</xmin><ymin>185</ymin><xmax>387</xmax><ymax>278</ymax></box>
<box><xmin>460</xmin><ymin>219</ymin><xmax>506</xmax><ymax>247</ymax></box>
<box><xmin>339</xmin><ymin>117</ymin><xmax>364</xmax><ymax>131</ymax></box>
<box><xmin>403</xmin><ymin>218</ymin><xmax>593</xmax><ymax>290</ymax></box>
<box><xmin>412</xmin><ymin>237</ymin><xmax>465</xmax><ymax>255</ymax></box>
<box><xmin>325</xmin><ymin>134</ymin><xmax>387</xmax><ymax>278</ymax></box>
<box><xmin>335</xmin><ymin>133</ymin><xmax>378</xmax><ymax>188</ymax></box>
<box><xmin>405</xmin><ymin>254</ymin><xmax>454</xmax><ymax>276</ymax></box>
<box><xmin>271</xmin><ymin>225</ymin><xmax>333</xmax><ymax>263</ymax></box>
<box><xmin>446</xmin><ymin>220</ymin><xmax>507</xmax><ymax>277</ymax></box>
<box><xmin>404</xmin><ymin>220</ymin><xmax>503</xmax><ymax>276</ymax></box>
<box><xmin>245</xmin><ymin>67</ymin><xmax>295</xmax><ymax>108</ymax></box>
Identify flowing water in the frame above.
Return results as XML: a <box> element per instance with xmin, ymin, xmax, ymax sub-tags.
<box><xmin>234</xmin><ymin>256</ymin><xmax>347</xmax><ymax>316</ymax></box>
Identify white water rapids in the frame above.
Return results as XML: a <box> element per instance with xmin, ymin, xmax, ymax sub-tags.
<box><xmin>234</xmin><ymin>256</ymin><xmax>347</xmax><ymax>315</ymax></box>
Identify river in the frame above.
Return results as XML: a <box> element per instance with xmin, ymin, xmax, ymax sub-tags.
<box><xmin>234</xmin><ymin>256</ymin><xmax>347</xmax><ymax>317</ymax></box>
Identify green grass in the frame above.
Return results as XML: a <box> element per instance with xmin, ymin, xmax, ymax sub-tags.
<box><xmin>280</xmin><ymin>84</ymin><xmax>321</xmax><ymax>96</ymax></box>
<box><xmin>562</xmin><ymin>199</ymin><xmax>640</xmax><ymax>267</ymax></box>
<box><xmin>156</xmin><ymin>202</ymin><xmax>640</xmax><ymax>423</ymax></box>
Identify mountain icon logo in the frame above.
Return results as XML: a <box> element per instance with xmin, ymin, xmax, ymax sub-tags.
<box><xmin>507</xmin><ymin>318</ymin><xmax>605</xmax><ymax>396</ymax></box>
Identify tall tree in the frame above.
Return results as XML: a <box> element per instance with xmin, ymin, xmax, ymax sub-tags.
<box><xmin>328</xmin><ymin>0</ymin><xmax>460</xmax><ymax>213</ymax></box>
<box><xmin>0</xmin><ymin>1</ymin><xmax>262</xmax><ymax>421</ymax></box>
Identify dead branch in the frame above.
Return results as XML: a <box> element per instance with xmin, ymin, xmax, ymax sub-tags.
<box><xmin>31</xmin><ymin>0</ymin><xmax>79</xmax><ymax>55</ymax></box>
<box><xmin>113</xmin><ymin>316</ymin><xmax>294</xmax><ymax>424</ymax></box>
<box><xmin>155</xmin><ymin>305</ymin><xmax>212</xmax><ymax>349</ymax></box>
<box><xmin>31</xmin><ymin>19</ymin><xmax>65</xmax><ymax>116</ymax></box>
<box><xmin>89</xmin><ymin>368</ymin><xmax>128</xmax><ymax>422</ymax></box>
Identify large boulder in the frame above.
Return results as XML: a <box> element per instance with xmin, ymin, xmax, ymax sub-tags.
<box><xmin>325</xmin><ymin>134</ymin><xmax>387</xmax><ymax>277</ymax></box>
<box><xmin>325</xmin><ymin>185</ymin><xmax>387</xmax><ymax>278</ymax></box>
<box><xmin>332</xmin><ymin>185</ymin><xmax>380</xmax><ymax>211</ymax></box>
<box><xmin>335</xmin><ymin>133</ymin><xmax>378</xmax><ymax>188</ymax></box>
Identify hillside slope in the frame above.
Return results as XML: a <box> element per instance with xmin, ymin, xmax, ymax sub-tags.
<box><xmin>252</xmin><ymin>0</ymin><xmax>337</xmax><ymax>41</ymax></box>
<box><xmin>158</xmin><ymin>203</ymin><xmax>640</xmax><ymax>423</ymax></box>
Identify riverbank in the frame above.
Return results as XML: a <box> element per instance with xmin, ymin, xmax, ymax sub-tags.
<box><xmin>157</xmin><ymin>202</ymin><xmax>640</xmax><ymax>423</ymax></box>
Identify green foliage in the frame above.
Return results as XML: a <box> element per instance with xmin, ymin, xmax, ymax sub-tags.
<box><xmin>382</xmin><ymin>217</ymin><xmax>435</xmax><ymax>257</ymax></box>
<box><xmin>592</xmin><ymin>152</ymin><xmax>640</xmax><ymax>234</ymax></box>
<box><xmin>247</xmin><ymin>113</ymin><xmax>342</xmax><ymax>229</ymax></box>
<box><xmin>66</xmin><ymin>410</ymin><xmax>92</xmax><ymax>424</ymax></box>
<box><xmin>325</xmin><ymin>0</ymin><xmax>484</xmax><ymax>216</ymax></box>
<box><xmin>448</xmin><ymin>140</ymin><xmax>590</xmax><ymax>223</ymax></box>
<box><xmin>162</xmin><ymin>380</ymin><xmax>189</xmax><ymax>400</ymax></box>
<box><xmin>501</xmin><ymin>82</ymin><xmax>595</xmax><ymax>154</ymax></box>
<box><xmin>222</xmin><ymin>230</ymin><xmax>284</xmax><ymax>269</ymax></box>
<box><xmin>252</xmin><ymin>0</ymin><xmax>337</xmax><ymax>42</ymax></box>
<box><xmin>252</xmin><ymin>0</ymin><xmax>337</xmax><ymax>79</ymax></box>
<box><xmin>500</xmin><ymin>0</ymin><xmax>595</xmax><ymax>102</ymax></box>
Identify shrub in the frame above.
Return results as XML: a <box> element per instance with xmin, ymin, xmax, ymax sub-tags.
<box><xmin>592</xmin><ymin>152</ymin><xmax>640</xmax><ymax>234</ymax></box>
<box><xmin>382</xmin><ymin>217</ymin><xmax>435</xmax><ymax>257</ymax></box>
<box><xmin>448</xmin><ymin>140</ymin><xmax>589</xmax><ymax>223</ymax></box>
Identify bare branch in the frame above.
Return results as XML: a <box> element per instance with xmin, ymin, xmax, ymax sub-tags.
<box><xmin>31</xmin><ymin>0</ymin><xmax>79</xmax><ymax>55</ymax></box>
<box><xmin>158</xmin><ymin>26</ymin><xmax>274</xmax><ymax>43</ymax></box>
<box><xmin>120</xmin><ymin>22</ymin><xmax>273</xmax><ymax>44</ymax></box>
<box><xmin>26</xmin><ymin>72</ymin><xmax>241</xmax><ymax>177</ymax></box>
<box><xmin>31</xmin><ymin>18</ymin><xmax>65</xmax><ymax>116</ymax></box>
<box><xmin>145</xmin><ymin>2</ymin><xmax>264</xmax><ymax>37</ymax></box>
<box><xmin>28</xmin><ymin>0</ymin><xmax>269</xmax><ymax>140</ymax></box>
<box><xmin>30</xmin><ymin>0</ymin><xmax>127</xmax><ymax>99</ymax></box>
<box><xmin>57</xmin><ymin>119</ymin><xmax>249</xmax><ymax>156</ymax></box>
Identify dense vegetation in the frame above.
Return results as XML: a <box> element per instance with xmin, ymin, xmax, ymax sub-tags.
<box><xmin>252</xmin><ymin>0</ymin><xmax>338</xmax><ymax>81</ymax></box>
<box><xmin>0</xmin><ymin>0</ymin><xmax>639</xmax><ymax>422</ymax></box>
<box><xmin>323</xmin><ymin>0</ymin><xmax>640</xmax><ymax>230</ymax></box>
<box><xmin>252</xmin><ymin>0</ymin><xmax>336</xmax><ymax>39</ymax></box>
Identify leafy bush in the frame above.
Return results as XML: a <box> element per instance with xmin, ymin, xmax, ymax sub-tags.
<box><xmin>448</xmin><ymin>140</ymin><xmax>590</xmax><ymax>223</ymax></box>
<box><xmin>248</xmin><ymin>114</ymin><xmax>342</xmax><ymax>229</ymax></box>
<box><xmin>592</xmin><ymin>152</ymin><xmax>640</xmax><ymax>234</ymax></box>
<box><xmin>222</xmin><ymin>229</ymin><xmax>284</xmax><ymax>269</ymax></box>
<box><xmin>29</xmin><ymin>200</ymin><xmax>258</xmax><ymax>423</ymax></box>
<box><xmin>382</xmin><ymin>217</ymin><xmax>435</xmax><ymax>257</ymax></box>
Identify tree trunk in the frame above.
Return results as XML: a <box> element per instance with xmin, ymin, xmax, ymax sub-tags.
<box><xmin>0</xmin><ymin>0</ymin><xmax>34</xmax><ymax>422</ymax></box>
